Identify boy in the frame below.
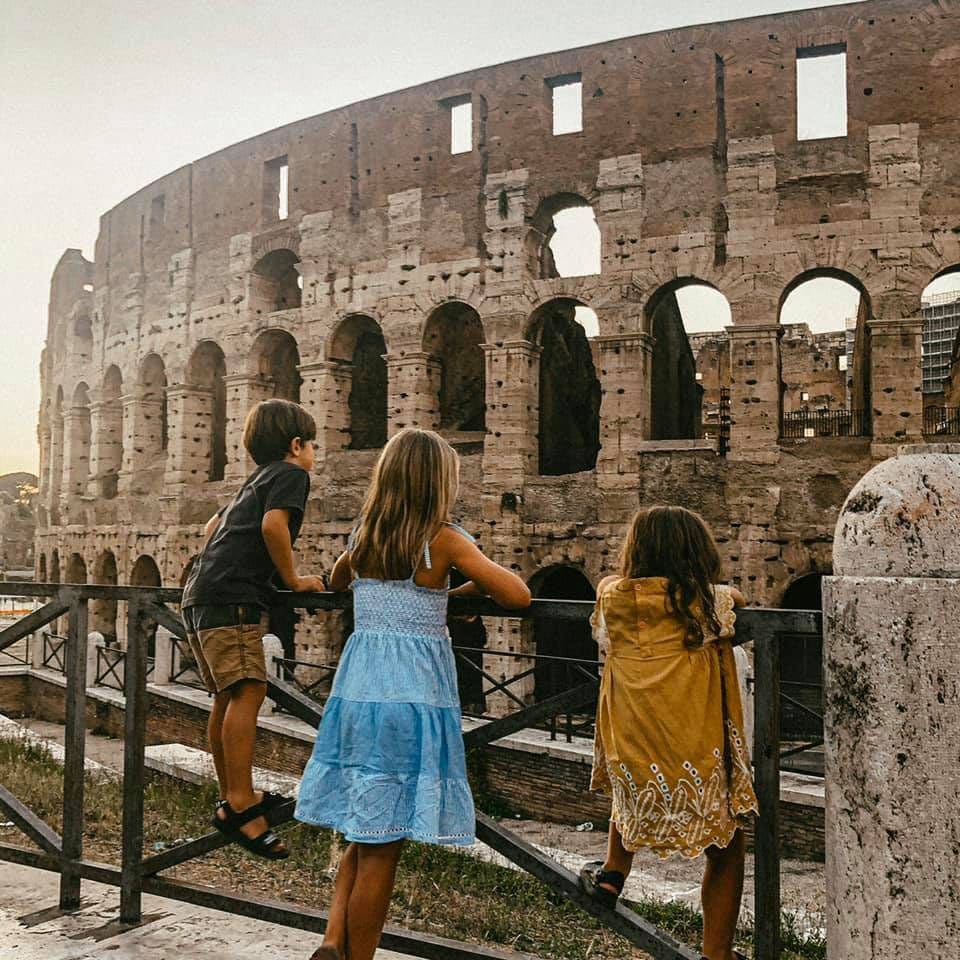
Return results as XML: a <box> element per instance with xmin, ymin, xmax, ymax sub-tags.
<box><xmin>182</xmin><ymin>398</ymin><xmax>325</xmax><ymax>859</ymax></box>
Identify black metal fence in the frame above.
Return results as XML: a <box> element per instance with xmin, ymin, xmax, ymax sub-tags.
<box><xmin>923</xmin><ymin>405</ymin><xmax>960</xmax><ymax>437</ymax></box>
<box><xmin>0</xmin><ymin>582</ymin><xmax>822</xmax><ymax>960</ymax></box>
<box><xmin>781</xmin><ymin>408</ymin><xmax>869</xmax><ymax>439</ymax></box>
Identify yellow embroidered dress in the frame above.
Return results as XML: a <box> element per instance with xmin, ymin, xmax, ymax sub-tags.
<box><xmin>590</xmin><ymin>577</ymin><xmax>757</xmax><ymax>858</ymax></box>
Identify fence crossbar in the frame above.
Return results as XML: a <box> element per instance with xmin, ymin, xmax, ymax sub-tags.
<box><xmin>0</xmin><ymin>784</ymin><xmax>63</xmax><ymax>856</ymax></box>
<box><xmin>0</xmin><ymin>598</ymin><xmax>70</xmax><ymax>652</ymax></box>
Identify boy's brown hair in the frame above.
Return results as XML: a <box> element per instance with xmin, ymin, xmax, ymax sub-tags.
<box><xmin>242</xmin><ymin>399</ymin><xmax>316</xmax><ymax>465</ymax></box>
<box><xmin>619</xmin><ymin>505</ymin><xmax>723</xmax><ymax>649</ymax></box>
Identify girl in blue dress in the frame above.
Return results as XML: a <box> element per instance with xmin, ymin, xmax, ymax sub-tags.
<box><xmin>295</xmin><ymin>427</ymin><xmax>531</xmax><ymax>960</ymax></box>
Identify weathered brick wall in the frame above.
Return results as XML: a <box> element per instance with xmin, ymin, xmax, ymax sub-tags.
<box><xmin>35</xmin><ymin>0</ymin><xmax>960</xmax><ymax>668</ymax></box>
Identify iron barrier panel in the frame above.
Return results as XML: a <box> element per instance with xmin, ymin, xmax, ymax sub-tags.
<box><xmin>0</xmin><ymin>581</ymin><xmax>822</xmax><ymax>960</ymax></box>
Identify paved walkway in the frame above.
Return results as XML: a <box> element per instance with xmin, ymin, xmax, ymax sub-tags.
<box><xmin>0</xmin><ymin>861</ymin><xmax>406</xmax><ymax>960</ymax></box>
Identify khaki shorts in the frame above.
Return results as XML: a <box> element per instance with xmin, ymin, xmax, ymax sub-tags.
<box><xmin>183</xmin><ymin>605</ymin><xmax>267</xmax><ymax>693</ymax></box>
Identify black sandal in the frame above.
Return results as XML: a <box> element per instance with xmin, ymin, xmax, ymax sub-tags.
<box><xmin>211</xmin><ymin>800</ymin><xmax>290</xmax><ymax>860</ymax></box>
<box><xmin>578</xmin><ymin>860</ymin><xmax>625</xmax><ymax>908</ymax></box>
<box><xmin>259</xmin><ymin>790</ymin><xmax>293</xmax><ymax>811</ymax></box>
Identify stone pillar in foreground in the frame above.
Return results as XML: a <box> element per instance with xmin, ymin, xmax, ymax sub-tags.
<box><xmin>824</xmin><ymin>443</ymin><xmax>960</xmax><ymax>959</ymax></box>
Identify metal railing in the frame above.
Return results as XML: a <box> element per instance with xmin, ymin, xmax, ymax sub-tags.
<box><xmin>781</xmin><ymin>408</ymin><xmax>869</xmax><ymax>438</ymax></box>
<box><xmin>42</xmin><ymin>632</ymin><xmax>67</xmax><ymax>671</ymax></box>
<box><xmin>0</xmin><ymin>582</ymin><xmax>821</xmax><ymax>960</ymax></box>
<box><xmin>923</xmin><ymin>405</ymin><xmax>960</xmax><ymax>437</ymax></box>
<box><xmin>93</xmin><ymin>644</ymin><xmax>155</xmax><ymax>691</ymax></box>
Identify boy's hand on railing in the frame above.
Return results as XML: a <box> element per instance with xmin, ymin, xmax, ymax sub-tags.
<box><xmin>292</xmin><ymin>575</ymin><xmax>326</xmax><ymax>593</ymax></box>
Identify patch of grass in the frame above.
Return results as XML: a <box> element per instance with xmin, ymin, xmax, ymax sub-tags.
<box><xmin>0</xmin><ymin>735</ymin><xmax>827</xmax><ymax>960</ymax></box>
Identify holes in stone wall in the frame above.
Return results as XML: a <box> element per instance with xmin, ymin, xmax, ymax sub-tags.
<box><xmin>528</xmin><ymin>298</ymin><xmax>601</xmax><ymax>476</ymax></box>
<box><xmin>252</xmin><ymin>329</ymin><xmax>301</xmax><ymax>402</ymax></box>
<box><xmin>548</xmin><ymin>73</ymin><xmax>582</xmax><ymax>135</ymax></box>
<box><xmin>187</xmin><ymin>341</ymin><xmax>228</xmax><ymax>481</ymax></box>
<box><xmin>423</xmin><ymin>302</ymin><xmax>485</xmax><ymax>433</ymax></box>
<box><xmin>649</xmin><ymin>281</ymin><xmax>732</xmax><ymax>442</ymax></box>
<box><xmin>330</xmin><ymin>314</ymin><xmax>388</xmax><ymax>450</ymax></box>
<box><xmin>796</xmin><ymin>44</ymin><xmax>847</xmax><ymax>141</ymax></box>
<box><xmin>251</xmin><ymin>249</ymin><xmax>301</xmax><ymax>313</ymax></box>
<box><xmin>529</xmin><ymin>565</ymin><xmax>596</xmax><ymax>701</ymax></box>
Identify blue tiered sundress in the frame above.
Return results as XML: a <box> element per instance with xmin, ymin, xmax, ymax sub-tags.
<box><xmin>295</xmin><ymin>526</ymin><xmax>476</xmax><ymax>846</ymax></box>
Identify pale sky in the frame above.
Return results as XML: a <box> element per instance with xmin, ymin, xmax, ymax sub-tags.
<box><xmin>0</xmin><ymin>0</ymin><xmax>897</xmax><ymax>477</ymax></box>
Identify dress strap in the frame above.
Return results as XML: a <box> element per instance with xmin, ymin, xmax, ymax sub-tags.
<box><xmin>443</xmin><ymin>521</ymin><xmax>476</xmax><ymax>544</ymax></box>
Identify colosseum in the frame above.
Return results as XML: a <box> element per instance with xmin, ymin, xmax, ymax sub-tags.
<box><xmin>36</xmin><ymin>0</ymin><xmax>960</xmax><ymax>698</ymax></box>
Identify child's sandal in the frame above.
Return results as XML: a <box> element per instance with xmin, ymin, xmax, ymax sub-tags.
<box><xmin>259</xmin><ymin>790</ymin><xmax>293</xmax><ymax>811</ymax></box>
<box><xmin>307</xmin><ymin>948</ymin><xmax>342</xmax><ymax>960</ymax></box>
<box><xmin>211</xmin><ymin>800</ymin><xmax>290</xmax><ymax>861</ymax></box>
<box><xmin>578</xmin><ymin>860</ymin><xmax>625</xmax><ymax>908</ymax></box>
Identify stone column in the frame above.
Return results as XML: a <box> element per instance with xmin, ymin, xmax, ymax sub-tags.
<box><xmin>38</xmin><ymin>427</ymin><xmax>51</xmax><ymax>505</ymax></box>
<box><xmin>867</xmin><ymin>318</ymin><xmax>924</xmax><ymax>456</ymax></box>
<box><xmin>223</xmin><ymin>374</ymin><xmax>270</xmax><ymax>481</ymax></box>
<box><xmin>726</xmin><ymin>323</ymin><xmax>782</xmax><ymax>462</ymax></box>
<box><xmin>824</xmin><ymin>443</ymin><xmax>960</xmax><ymax>959</ymax></box>
<box><xmin>87</xmin><ymin>398</ymin><xmax>124</xmax><ymax>498</ymax></box>
<box><xmin>119</xmin><ymin>393</ymin><xmax>165</xmax><ymax>494</ymax></box>
<box><xmin>60</xmin><ymin>405</ymin><xmax>91</xmax><ymax>503</ymax></box>
<box><xmin>301</xmin><ymin>360</ymin><xmax>351</xmax><ymax>465</ymax></box>
<box><xmin>165</xmin><ymin>384</ymin><xmax>214</xmax><ymax>486</ymax></box>
<box><xmin>595</xmin><ymin>332</ymin><xmax>652</xmax><ymax>521</ymax></box>
<box><xmin>386</xmin><ymin>353</ymin><xmax>442</xmax><ymax>434</ymax></box>
<box><xmin>48</xmin><ymin>414</ymin><xmax>64</xmax><ymax>521</ymax></box>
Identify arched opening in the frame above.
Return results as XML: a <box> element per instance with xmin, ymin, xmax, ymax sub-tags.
<box><xmin>186</xmin><ymin>341</ymin><xmax>228</xmax><ymax>481</ymax></box>
<box><xmin>50</xmin><ymin>550</ymin><xmax>60</xmax><ymax>585</ymax></box>
<box><xmin>252</xmin><ymin>329</ymin><xmax>301</xmax><ymax>403</ymax></box>
<box><xmin>64</xmin><ymin>552</ymin><xmax>86</xmax><ymax>584</ymax></box>
<box><xmin>530</xmin><ymin>566</ymin><xmax>597</xmax><ymax>701</ymax></box>
<box><xmin>921</xmin><ymin>267</ymin><xmax>960</xmax><ymax>420</ymax></box>
<box><xmin>779</xmin><ymin>271</ymin><xmax>871</xmax><ymax>438</ymax></box>
<box><xmin>251</xmin><ymin>249</ymin><xmax>301</xmax><ymax>313</ymax></box>
<box><xmin>139</xmin><ymin>354</ymin><xmax>169</xmax><ymax>458</ymax></box>
<box><xmin>130</xmin><ymin>555</ymin><xmax>162</xmax><ymax>657</ymax></box>
<box><xmin>98</xmin><ymin>365</ymin><xmax>124</xmax><ymax>499</ymax></box>
<box><xmin>65</xmin><ymin>382</ymin><xmax>91</xmax><ymax>496</ymax></box>
<box><xmin>91</xmin><ymin>550</ymin><xmax>119</xmax><ymax>645</ymax></box>
<box><xmin>528</xmin><ymin>298</ymin><xmax>601</xmax><ymax>475</ymax></box>
<box><xmin>329</xmin><ymin>315</ymin><xmax>388</xmax><ymax>450</ymax></box>
<box><xmin>779</xmin><ymin>572</ymin><xmax>825</xmax><ymax>759</ymax></box>
<box><xmin>38</xmin><ymin>553</ymin><xmax>47</xmax><ymax>582</ymax></box>
<box><xmin>49</xmin><ymin>388</ymin><xmax>64</xmax><ymax>522</ymax></box>
<box><xmin>423</xmin><ymin>302</ymin><xmax>486</xmax><ymax>434</ymax></box>
<box><xmin>528</xmin><ymin>194</ymin><xmax>601</xmax><ymax>279</ymax></box>
<box><xmin>647</xmin><ymin>280</ymin><xmax>733</xmax><ymax>441</ymax></box>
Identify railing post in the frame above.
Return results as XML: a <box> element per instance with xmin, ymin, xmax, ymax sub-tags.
<box><xmin>60</xmin><ymin>586</ymin><xmax>88</xmax><ymax>910</ymax></box>
<box><xmin>120</xmin><ymin>595</ymin><xmax>148</xmax><ymax>923</ymax></box>
<box><xmin>753</xmin><ymin>624</ymin><xmax>781</xmax><ymax>959</ymax></box>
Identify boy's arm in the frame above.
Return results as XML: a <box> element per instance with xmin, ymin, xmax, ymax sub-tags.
<box><xmin>261</xmin><ymin>509</ymin><xmax>325</xmax><ymax>592</ymax></box>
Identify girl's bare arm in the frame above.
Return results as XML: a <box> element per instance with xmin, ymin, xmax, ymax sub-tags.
<box><xmin>441</xmin><ymin>529</ymin><xmax>531</xmax><ymax>609</ymax></box>
<box><xmin>329</xmin><ymin>551</ymin><xmax>354</xmax><ymax>592</ymax></box>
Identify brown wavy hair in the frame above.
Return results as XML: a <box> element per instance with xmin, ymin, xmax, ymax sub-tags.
<box><xmin>619</xmin><ymin>505</ymin><xmax>723</xmax><ymax>648</ymax></box>
<box><xmin>351</xmin><ymin>428</ymin><xmax>459</xmax><ymax>580</ymax></box>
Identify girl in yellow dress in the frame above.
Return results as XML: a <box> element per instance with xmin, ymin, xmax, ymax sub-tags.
<box><xmin>579</xmin><ymin>505</ymin><xmax>757</xmax><ymax>960</ymax></box>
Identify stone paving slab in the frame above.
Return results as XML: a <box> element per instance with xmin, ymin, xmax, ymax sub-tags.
<box><xmin>0</xmin><ymin>861</ymin><xmax>407</xmax><ymax>959</ymax></box>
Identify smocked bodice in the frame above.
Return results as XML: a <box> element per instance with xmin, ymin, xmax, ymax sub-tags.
<box><xmin>351</xmin><ymin>578</ymin><xmax>450</xmax><ymax>640</ymax></box>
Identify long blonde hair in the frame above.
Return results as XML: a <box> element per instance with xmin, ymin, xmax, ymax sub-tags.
<box><xmin>350</xmin><ymin>428</ymin><xmax>460</xmax><ymax>580</ymax></box>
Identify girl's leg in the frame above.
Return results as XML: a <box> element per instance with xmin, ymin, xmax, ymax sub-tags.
<box><xmin>701</xmin><ymin>829</ymin><xmax>745</xmax><ymax>960</ymax></box>
<box><xmin>600</xmin><ymin>821</ymin><xmax>635</xmax><ymax>894</ymax></box>
<box><xmin>320</xmin><ymin>842</ymin><xmax>358</xmax><ymax>955</ymax></box>
<box><xmin>345</xmin><ymin>839</ymin><xmax>405</xmax><ymax>960</ymax></box>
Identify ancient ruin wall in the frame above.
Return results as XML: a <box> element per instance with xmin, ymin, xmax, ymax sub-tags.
<box><xmin>36</xmin><ymin>0</ymin><xmax>960</xmax><ymax>666</ymax></box>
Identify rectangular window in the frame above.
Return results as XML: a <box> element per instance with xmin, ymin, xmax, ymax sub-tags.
<box><xmin>448</xmin><ymin>97</ymin><xmax>472</xmax><ymax>154</ymax></box>
<box><xmin>838</xmin><ymin>354</ymin><xmax>849</xmax><ymax>371</ymax></box>
<box><xmin>797</xmin><ymin>44</ymin><xmax>847</xmax><ymax>141</ymax></box>
<box><xmin>548</xmin><ymin>73</ymin><xmax>582</xmax><ymax>135</ymax></box>
<box><xmin>801</xmin><ymin>391</ymin><xmax>811</xmax><ymax>402</ymax></box>
<box><xmin>150</xmin><ymin>194</ymin><xmax>165</xmax><ymax>232</ymax></box>
<box><xmin>263</xmin><ymin>155</ymin><xmax>289</xmax><ymax>222</ymax></box>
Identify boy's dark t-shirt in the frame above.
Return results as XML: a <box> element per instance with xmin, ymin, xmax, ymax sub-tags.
<box><xmin>182</xmin><ymin>460</ymin><xmax>310</xmax><ymax>610</ymax></box>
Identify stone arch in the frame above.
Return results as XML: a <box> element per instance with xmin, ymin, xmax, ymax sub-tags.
<box><xmin>779</xmin><ymin>571</ymin><xmax>826</xmax><ymax>743</ymax></box>
<box><xmin>645</xmin><ymin>278</ymin><xmax>732</xmax><ymax>442</ymax></box>
<box><xmin>422</xmin><ymin>301</ymin><xmax>486</xmax><ymax>434</ymax></box>
<box><xmin>251</xmin><ymin>328</ymin><xmax>301</xmax><ymax>402</ymax></box>
<box><xmin>130</xmin><ymin>555</ymin><xmax>162</xmax><ymax>657</ymax></box>
<box><xmin>64</xmin><ymin>381</ymin><xmax>92</xmax><ymax>497</ymax></box>
<box><xmin>779</xmin><ymin>268</ymin><xmax>872</xmax><ymax>436</ymax></box>
<box><xmin>138</xmin><ymin>353</ymin><xmax>169</xmax><ymax>456</ymax></box>
<box><xmin>186</xmin><ymin>340</ymin><xmax>228</xmax><ymax>481</ymax></box>
<box><xmin>64</xmin><ymin>552</ymin><xmax>87</xmax><ymax>584</ymax></box>
<box><xmin>91</xmin><ymin>549</ymin><xmax>119</xmax><ymax>645</ymax></box>
<box><xmin>527</xmin><ymin>297</ymin><xmax>601</xmax><ymax>476</ymax></box>
<box><xmin>96</xmin><ymin>365</ymin><xmax>124</xmax><ymax>499</ymax></box>
<box><xmin>529</xmin><ymin>565</ymin><xmax>597</xmax><ymax>701</ymax></box>
<box><xmin>250</xmin><ymin>248</ymin><xmax>301</xmax><ymax>313</ymax></box>
<box><xmin>527</xmin><ymin>193</ymin><xmax>601</xmax><ymax>279</ymax></box>
<box><xmin>329</xmin><ymin>314</ymin><xmax>388</xmax><ymax>450</ymax></box>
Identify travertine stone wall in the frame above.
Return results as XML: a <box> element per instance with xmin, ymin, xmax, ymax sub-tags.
<box><xmin>825</xmin><ymin>445</ymin><xmax>960</xmax><ymax>958</ymax></box>
<box><xmin>36</xmin><ymin>0</ymin><xmax>960</xmax><ymax>669</ymax></box>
